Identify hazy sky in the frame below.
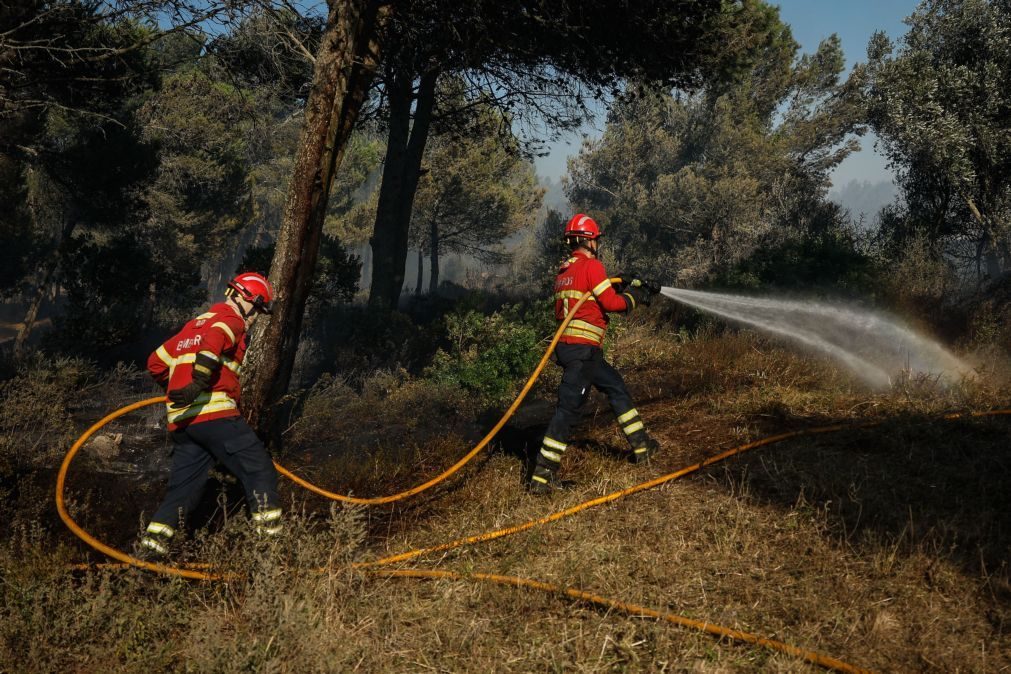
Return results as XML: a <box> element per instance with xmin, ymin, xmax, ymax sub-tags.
<box><xmin>532</xmin><ymin>0</ymin><xmax>921</xmax><ymax>187</ymax></box>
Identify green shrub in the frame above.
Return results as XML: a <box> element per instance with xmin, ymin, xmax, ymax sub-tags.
<box><xmin>0</xmin><ymin>355</ymin><xmax>98</xmax><ymax>474</ymax></box>
<box><xmin>715</xmin><ymin>227</ymin><xmax>879</xmax><ymax>297</ymax></box>
<box><xmin>425</xmin><ymin>304</ymin><xmax>552</xmax><ymax>403</ymax></box>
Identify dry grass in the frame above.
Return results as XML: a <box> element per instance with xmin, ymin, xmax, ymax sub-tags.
<box><xmin>2</xmin><ymin>315</ymin><xmax>1010</xmax><ymax>672</ymax></box>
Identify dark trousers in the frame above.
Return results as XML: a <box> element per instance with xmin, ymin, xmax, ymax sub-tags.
<box><xmin>544</xmin><ymin>343</ymin><xmax>640</xmax><ymax>446</ymax></box>
<box><xmin>151</xmin><ymin>416</ymin><xmax>280</xmax><ymax>530</ymax></box>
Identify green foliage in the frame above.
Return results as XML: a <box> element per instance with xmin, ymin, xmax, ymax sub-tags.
<box><xmin>207</xmin><ymin>9</ymin><xmax>324</xmax><ymax>104</ymax></box>
<box><xmin>0</xmin><ymin>1</ymin><xmax>157</xmax><ymax>131</ymax></box>
<box><xmin>137</xmin><ymin>70</ymin><xmax>259</xmax><ymax>262</ymax></box>
<box><xmin>716</xmin><ymin>207</ymin><xmax>879</xmax><ymax>296</ymax></box>
<box><xmin>412</xmin><ymin>91</ymin><xmax>544</xmax><ymax>292</ymax></box>
<box><xmin>511</xmin><ymin>208</ymin><xmax>570</xmax><ymax>296</ymax></box>
<box><xmin>866</xmin><ymin>0</ymin><xmax>1011</xmax><ymax>278</ymax></box>
<box><xmin>47</xmin><ymin>233</ymin><xmax>204</xmax><ymax>353</ymax></box>
<box><xmin>323</xmin><ymin>131</ymin><xmax>386</xmax><ymax>246</ymax></box>
<box><xmin>567</xmin><ymin>24</ymin><xmax>866</xmax><ymax>284</ymax></box>
<box><xmin>240</xmin><ymin>235</ymin><xmax>361</xmax><ymax>307</ymax></box>
<box><xmin>426</xmin><ymin>305</ymin><xmax>550</xmax><ymax>402</ymax></box>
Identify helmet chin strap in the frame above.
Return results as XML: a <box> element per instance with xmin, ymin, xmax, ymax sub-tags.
<box><xmin>229</xmin><ymin>295</ymin><xmax>255</xmax><ymax>321</ymax></box>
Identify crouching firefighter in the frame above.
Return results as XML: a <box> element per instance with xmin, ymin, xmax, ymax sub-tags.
<box><xmin>528</xmin><ymin>214</ymin><xmax>661</xmax><ymax>494</ymax></box>
<box><xmin>137</xmin><ymin>272</ymin><xmax>282</xmax><ymax>559</ymax></box>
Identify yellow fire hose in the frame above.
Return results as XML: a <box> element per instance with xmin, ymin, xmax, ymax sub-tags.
<box><xmin>276</xmin><ymin>286</ymin><xmax>603</xmax><ymax>504</ymax></box>
<box><xmin>62</xmin><ymin>403</ymin><xmax>972</xmax><ymax>671</ymax></box>
<box><xmin>58</xmin><ymin>406</ymin><xmax>1010</xmax><ymax>673</ymax></box>
<box><xmin>54</xmin><ymin>278</ymin><xmax>1010</xmax><ymax>672</ymax></box>
<box><xmin>374</xmin><ymin>568</ymin><xmax>874</xmax><ymax>674</ymax></box>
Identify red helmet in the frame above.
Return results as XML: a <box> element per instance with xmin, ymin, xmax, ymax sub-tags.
<box><xmin>228</xmin><ymin>272</ymin><xmax>274</xmax><ymax>314</ymax></box>
<box><xmin>564</xmin><ymin>213</ymin><xmax>602</xmax><ymax>240</ymax></box>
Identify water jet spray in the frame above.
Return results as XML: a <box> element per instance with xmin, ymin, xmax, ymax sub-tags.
<box><xmin>659</xmin><ymin>287</ymin><xmax>972</xmax><ymax>388</ymax></box>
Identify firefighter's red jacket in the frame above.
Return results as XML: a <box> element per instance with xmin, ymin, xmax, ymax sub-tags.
<box><xmin>147</xmin><ymin>302</ymin><xmax>247</xmax><ymax>430</ymax></box>
<box><xmin>553</xmin><ymin>249</ymin><xmax>630</xmax><ymax>346</ymax></box>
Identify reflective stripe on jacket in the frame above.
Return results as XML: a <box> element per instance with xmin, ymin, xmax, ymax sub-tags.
<box><xmin>552</xmin><ymin>250</ymin><xmax>630</xmax><ymax>346</ymax></box>
<box><xmin>147</xmin><ymin>302</ymin><xmax>247</xmax><ymax>430</ymax></box>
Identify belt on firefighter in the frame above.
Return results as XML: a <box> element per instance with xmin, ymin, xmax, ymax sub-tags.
<box><xmin>165</xmin><ymin>390</ymin><xmax>238</xmax><ymax>425</ymax></box>
<box><xmin>561</xmin><ymin>319</ymin><xmax>606</xmax><ymax>344</ymax></box>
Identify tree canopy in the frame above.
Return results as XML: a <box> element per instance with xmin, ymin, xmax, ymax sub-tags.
<box><xmin>567</xmin><ymin>17</ymin><xmax>866</xmax><ymax>283</ymax></box>
<box><xmin>866</xmin><ymin>0</ymin><xmax>1011</xmax><ymax>280</ymax></box>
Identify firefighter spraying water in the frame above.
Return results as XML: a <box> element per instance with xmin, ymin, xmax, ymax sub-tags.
<box><xmin>528</xmin><ymin>214</ymin><xmax>662</xmax><ymax>494</ymax></box>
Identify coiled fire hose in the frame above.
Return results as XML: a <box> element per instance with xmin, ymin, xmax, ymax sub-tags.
<box><xmin>275</xmin><ymin>285</ymin><xmax>608</xmax><ymax>504</ymax></box>
<box><xmin>56</xmin><ymin>285</ymin><xmax>609</xmax><ymax>576</ymax></box>
<box><xmin>56</xmin><ymin>277</ymin><xmax>1010</xmax><ymax>672</ymax></box>
<box><xmin>65</xmin><ymin>403</ymin><xmax>1007</xmax><ymax>671</ymax></box>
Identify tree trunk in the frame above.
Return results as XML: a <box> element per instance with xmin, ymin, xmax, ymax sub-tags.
<box><xmin>965</xmin><ymin>193</ymin><xmax>1006</xmax><ymax>279</ymax></box>
<box><xmin>415</xmin><ymin>248</ymin><xmax>423</xmax><ymax>294</ymax></box>
<box><xmin>428</xmin><ymin>216</ymin><xmax>440</xmax><ymax>294</ymax></box>
<box><xmin>14</xmin><ymin>217</ymin><xmax>76</xmax><ymax>358</ymax></box>
<box><xmin>367</xmin><ymin>67</ymin><xmax>438</xmax><ymax>311</ymax></box>
<box><xmin>14</xmin><ymin>271</ymin><xmax>51</xmax><ymax>358</ymax></box>
<box><xmin>243</xmin><ymin>0</ymin><xmax>385</xmax><ymax>437</ymax></box>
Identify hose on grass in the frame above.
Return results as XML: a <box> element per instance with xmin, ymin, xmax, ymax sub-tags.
<box><xmin>276</xmin><ymin>286</ymin><xmax>606</xmax><ymax>505</ymax></box>
<box><xmin>59</xmin><ymin>403</ymin><xmax>1008</xmax><ymax>672</ymax></box>
<box><xmin>375</xmin><ymin>568</ymin><xmax>874</xmax><ymax>674</ymax></box>
<box><xmin>56</xmin><ymin>285</ymin><xmax>609</xmax><ymax>575</ymax></box>
<box><xmin>57</xmin><ymin>274</ymin><xmax>1008</xmax><ymax>670</ymax></box>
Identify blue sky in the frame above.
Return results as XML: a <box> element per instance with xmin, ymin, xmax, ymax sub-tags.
<box><xmin>533</xmin><ymin>0</ymin><xmax>921</xmax><ymax>187</ymax></box>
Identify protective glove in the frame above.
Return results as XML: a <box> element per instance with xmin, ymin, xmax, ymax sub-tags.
<box><xmin>167</xmin><ymin>352</ymin><xmax>219</xmax><ymax>408</ymax></box>
<box><xmin>625</xmin><ymin>277</ymin><xmax>662</xmax><ymax>295</ymax></box>
<box><xmin>168</xmin><ymin>381</ymin><xmax>205</xmax><ymax>408</ymax></box>
<box><xmin>623</xmin><ymin>284</ymin><xmax>652</xmax><ymax>308</ymax></box>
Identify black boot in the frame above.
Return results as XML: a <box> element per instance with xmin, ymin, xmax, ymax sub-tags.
<box><xmin>527</xmin><ymin>462</ymin><xmax>556</xmax><ymax>494</ymax></box>
<box><xmin>527</xmin><ymin>436</ymin><xmax>566</xmax><ymax>494</ymax></box>
<box><xmin>629</xmin><ymin>435</ymin><xmax>660</xmax><ymax>464</ymax></box>
<box><xmin>135</xmin><ymin>521</ymin><xmax>174</xmax><ymax>561</ymax></box>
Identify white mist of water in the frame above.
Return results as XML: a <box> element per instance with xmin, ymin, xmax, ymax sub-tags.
<box><xmin>661</xmin><ymin>287</ymin><xmax>973</xmax><ymax>389</ymax></box>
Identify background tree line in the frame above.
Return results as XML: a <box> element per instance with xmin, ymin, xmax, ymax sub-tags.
<box><xmin>2</xmin><ymin>0</ymin><xmax>1008</xmax><ymax>437</ymax></box>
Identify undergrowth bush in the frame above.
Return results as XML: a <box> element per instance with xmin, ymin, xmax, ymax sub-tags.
<box><xmin>715</xmin><ymin>227</ymin><xmax>879</xmax><ymax>297</ymax></box>
<box><xmin>0</xmin><ymin>356</ymin><xmax>147</xmax><ymax>470</ymax></box>
<box><xmin>426</xmin><ymin>304</ymin><xmax>553</xmax><ymax>403</ymax></box>
<box><xmin>0</xmin><ymin>355</ymin><xmax>98</xmax><ymax>474</ymax></box>
<box><xmin>879</xmin><ymin>232</ymin><xmax>959</xmax><ymax>318</ymax></box>
<box><xmin>0</xmin><ymin>506</ymin><xmax>369</xmax><ymax>672</ymax></box>
<box><xmin>291</xmin><ymin>369</ymin><xmax>475</xmax><ymax>448</ymax></box>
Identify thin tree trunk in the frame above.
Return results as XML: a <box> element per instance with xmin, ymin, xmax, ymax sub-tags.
<box><xmin>429</xmin><ymin>216</ymin><xmax>440</xmax><ymax>294</ymax></box>
<box><xmin>14</xmin><ymin>270</ymin><xmax>52</xmax><ymax>358</ymax></box>
<box><xmin>14</xmin><ymin>217</ymin><xmax>76</xmax><ymax>358</ymax></box>
<box><xmin>965</xmin><ymin>193</ymin><xmax>1005</xmax><ymax>279</ymax></box>
<box><xmin>415</xmin><ymin>248</ymin><xmax>423</xmax><ymax>294</ymax></box>
<box><xmin>367</xmin><ymin>67</ymin><xmax>438</xmax><ymax>311</ymax></box>
<box><xmin>243</xmin><ymin>0</ymin><xmax>386</xmax><ymax>437</ymax></box>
